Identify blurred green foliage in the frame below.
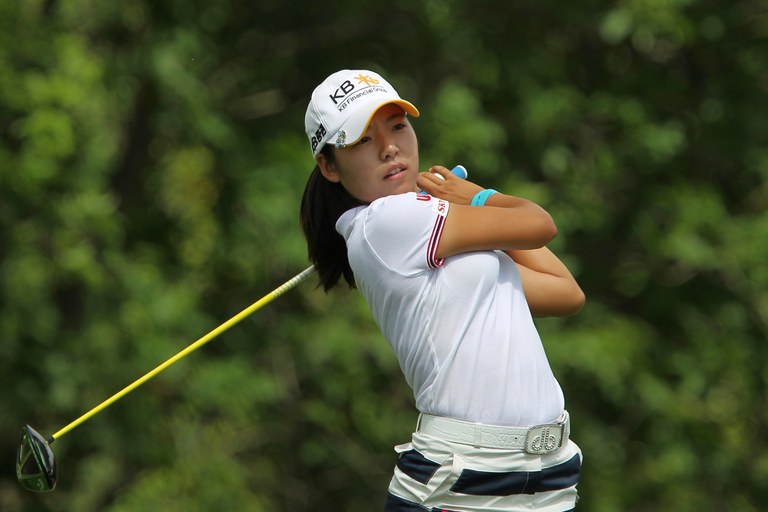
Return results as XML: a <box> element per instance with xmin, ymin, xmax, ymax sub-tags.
<box><xmin>1</xmin><ymin>1</ymin><xmax>766</xmax><ymax>511</ymax></box>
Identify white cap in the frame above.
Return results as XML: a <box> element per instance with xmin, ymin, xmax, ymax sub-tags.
<box><xmin>305</xmin><ymin>69</ymin><xmax>420</xmax><ymax>157</ymax></box>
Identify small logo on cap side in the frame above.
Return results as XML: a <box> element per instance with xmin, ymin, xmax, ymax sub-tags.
<box><xmin>335</xmin><ymin>130</ymin><xmax>346</xmax><ymax>148</ymax></box>
<box><xmin>311</xmin><ymin>124</ymin><xmax>327</xmax><ymax>153</ymax></box>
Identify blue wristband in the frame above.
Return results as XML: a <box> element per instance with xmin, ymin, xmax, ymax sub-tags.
<box><xmin>471</xmin><ymin>189</ymin><xmax>498</xmax><ymax>206</ymax></box>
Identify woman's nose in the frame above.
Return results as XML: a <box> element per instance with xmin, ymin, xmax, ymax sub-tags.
<box><xmin>380</xmin><ymin>137</ymin><xmax>399</xmax><ymax>160</ymax></box>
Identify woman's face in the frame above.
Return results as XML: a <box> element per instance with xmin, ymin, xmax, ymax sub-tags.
<box><xmin>317</xmin><ymin>103</ymin><xmax>419</xmax><ymax>203</ymax></box>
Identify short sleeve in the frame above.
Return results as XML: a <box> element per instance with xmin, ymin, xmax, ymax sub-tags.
<box><xmin>358</xmin><ymin>192</ymin><xmax>450</xmax><ymax>275</ymax></box>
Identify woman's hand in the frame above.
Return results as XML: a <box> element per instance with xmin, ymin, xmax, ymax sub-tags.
<box><xmin>417</xmin><ymin>166</ymin><xmax>484</xmax><ymax>205</ymax></box>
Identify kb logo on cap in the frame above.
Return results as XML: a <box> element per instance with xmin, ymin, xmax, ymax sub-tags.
<box><xmin>329</xmin><ymin>74</ymin><xmax>381</xmax><ymax>105</ymax></box>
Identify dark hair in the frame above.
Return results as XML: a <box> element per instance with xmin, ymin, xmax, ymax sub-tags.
<box><xmin>300</xmin><ymin>145</ymin><xmax>365</xmax><ymax>291</ymax></box>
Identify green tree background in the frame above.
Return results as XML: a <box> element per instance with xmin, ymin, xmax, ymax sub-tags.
<box><xmin>1</xmin><ymin>1</ymin><xmax>766</xmax><ymax>510</ymax></box>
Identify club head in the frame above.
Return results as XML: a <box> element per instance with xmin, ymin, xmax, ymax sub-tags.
<box><xmin>17</xmin><ymin>425</ymin><xmax>57</xmax><ymax>492</ymax></box>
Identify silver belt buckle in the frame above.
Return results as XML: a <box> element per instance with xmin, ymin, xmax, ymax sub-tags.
<box><xmin>524</xmin><ymin>423</ymin><xmax>564</xmax><ymax>455</ymax></box>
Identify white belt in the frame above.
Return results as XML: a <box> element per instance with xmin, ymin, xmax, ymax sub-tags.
<box><xmin>417</xmin><ymin>411</ymin><xmax>570</xmax><ymax>454</ymax></box>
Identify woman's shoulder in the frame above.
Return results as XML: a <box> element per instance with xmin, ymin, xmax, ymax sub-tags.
<box><xmin>338</xmin><ymin>192</ymin><xmax>436</xmax><ymax>238</ymax></box>
<box><xmin>336</xmin><ymin>204</ymin><xmax>367</xmax><ymax>239</ymax></box>
<box><xmin>369</xmin><ymin>191</ymin><xmax>430</xmax><ymax>212</ymax></box>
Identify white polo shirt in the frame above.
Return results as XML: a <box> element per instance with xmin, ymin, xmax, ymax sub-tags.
<box><xmin>336</xmin><ymin>192</ymin><xmax>564</xmax><ymax>427</ymax></box>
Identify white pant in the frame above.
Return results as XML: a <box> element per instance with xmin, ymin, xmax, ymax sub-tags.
<box><xmin>387</xmin><ymin>427</ymin><xmax>582</xmax><ymax>511</ymax></box>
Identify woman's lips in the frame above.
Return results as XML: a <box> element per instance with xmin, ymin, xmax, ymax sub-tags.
<box><xmin>384</xmin><ymin>164</ymin><xmax>406</xmax><ymax>179</ymax></box>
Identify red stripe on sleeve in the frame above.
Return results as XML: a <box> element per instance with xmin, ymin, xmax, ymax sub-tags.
<box><xmin>427</xmin><ymin>215</ymin><xmax>446</xmax><ymax>269</ymax></box>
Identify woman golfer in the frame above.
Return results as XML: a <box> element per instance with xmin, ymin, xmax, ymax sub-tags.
<box><xmin>300</xmin><ymin>69</ymin><xmax>585</xmax><ymax>511</ymax></box>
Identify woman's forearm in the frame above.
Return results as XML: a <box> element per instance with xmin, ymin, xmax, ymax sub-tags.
<box><xmin>506</xmin><ymin>247</ymin><xmax>585</xmax><ymax>317</ymax></box>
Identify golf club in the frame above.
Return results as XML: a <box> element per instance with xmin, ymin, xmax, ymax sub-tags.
<box><xmin>16</xmin><ymin>164</ymin><xmax>470</xmax><ymax>492</ymax></box>
<box><xmin>17</xmin><ymin>265</ymin><xmax>316</xmax><ymax>492</ymax></box>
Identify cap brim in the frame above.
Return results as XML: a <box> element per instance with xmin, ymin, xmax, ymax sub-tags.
<box><xmin>335</xmin><ymin>99</ymin><xmax>420</xmax><ymax>148</ymax></box>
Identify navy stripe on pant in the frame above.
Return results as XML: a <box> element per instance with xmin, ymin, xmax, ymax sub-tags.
<box><xmin>396</xmin><ymin>449</ymin><xmax>441</xmax><ymax>484</ymax></box>
<box><xmin>396</xmin><ymin>450</ymin><xmax>580</xmax><ymax>496</ymax></box>
<box><xmin>387</xmin><ymin>449</ymin><xmax>580</xmax><ymax>511</ymax></box>
<box><xmin>450</xmin><ymin>454</ymin><xmax>581</xmax><ymax>495</ymax></box>
<box><xmin>385</xmin><ymin>493</ymin><xmax>575</xmax><ymax>512</ymax></box>
<box><xmin>385</xmin><ymin>492</ymin><xmax>460</xmax><ymax>512</ymax></box>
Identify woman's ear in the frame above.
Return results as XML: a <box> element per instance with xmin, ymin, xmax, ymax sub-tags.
<box><xmin>317</xmin><ymin>153</ymin><xmax>341</xmax><ymax>183</ymax></box>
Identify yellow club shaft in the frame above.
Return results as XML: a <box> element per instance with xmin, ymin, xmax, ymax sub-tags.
<box><xmin>50</xmin><ymin>266</ymin><xmax>315</xmax><ymax>442</ymax></box>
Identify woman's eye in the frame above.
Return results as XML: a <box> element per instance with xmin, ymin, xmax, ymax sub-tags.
<box><xmin>355</xmin><ymin>136</ymin><xmax>371</xmax><ymax>145</ymax></box>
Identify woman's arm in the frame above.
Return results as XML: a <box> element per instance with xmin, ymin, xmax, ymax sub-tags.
<box><xmin>418</xmin><ymin>167</ymin><xmax>557</xmax><ymax>257</ymax></box>
<box><xmin>419</xmin><ymin>165</ymin><xmax>584</xmax><ymax>316</ymax></box>
<box><xmin>506</xmin><ymin>247</ymin><xmax>585</xmax><ymax>317</ymax></box>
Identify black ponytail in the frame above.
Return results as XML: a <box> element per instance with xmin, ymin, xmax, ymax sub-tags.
<box><xmin>300</xmin><ymin>145</ymin><xmax>365</xmax><ymax>291</ymax></box>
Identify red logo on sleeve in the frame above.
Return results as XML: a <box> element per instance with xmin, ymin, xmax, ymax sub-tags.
<box><xmin>432</xmin><ymin>198</ymin><xmax>449</xmax><ymax>217</ymax></box>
